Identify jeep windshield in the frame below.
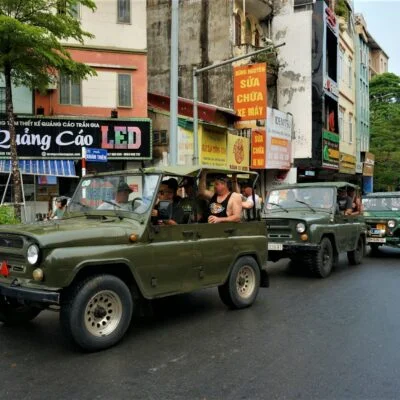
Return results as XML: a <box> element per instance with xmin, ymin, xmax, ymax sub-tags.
<box><xmin>68</xmin><ymin>173</ymin><xmax>159</xmax><ymax>218</ymax></box>
<box><xmin>265</xmin><ymin>187</ymin><xmax>334</xmax><ymax>212</ymax></box>
<box><xmin>363</xmin><ymin>196</ymin><xmax>400</xmax><ymax>211</ymax></box>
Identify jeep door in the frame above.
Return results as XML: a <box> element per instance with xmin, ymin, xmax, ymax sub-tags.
<box><xmin>147</xmin><ymin>224</ymin><xmax>202</xmax><ymax>296</ymax></box>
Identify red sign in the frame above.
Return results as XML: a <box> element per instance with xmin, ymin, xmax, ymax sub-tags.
<box><xmin>325</xmin><ymin>6</ymin><xmax>337</xmax><ymax>31</ymax></box>
<box><xmin>233</xmin><ymin>63</ymin><xmax>267</xmax><ymax>121</ymax></box>
<box><xmin>251</xmin><ymin>129</ymin><xmax>266</xmax><ymax>169</ymax></box>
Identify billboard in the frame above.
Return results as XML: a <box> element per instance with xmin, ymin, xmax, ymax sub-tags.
<box><xmin>227</xmin><ymin>134</ymin><xmax>249</xmax><ymax>171</ymax></box>
<box><xmin>0</xmin><ymin>117</ymin><xmax>152</xmax><ymax>160</ymax></box>
<box><xmin>233</xmin><ymin>63</ymin><xmax>267</xmax><ymax>121</ymax></box>
<box><xmin>200</xmin><ymin>128</ymin><xmax>227</xmax><ymax>167</ymax></box>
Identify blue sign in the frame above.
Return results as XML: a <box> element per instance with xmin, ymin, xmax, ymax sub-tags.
<box><xmin>86</xmin><ymin>148</ymin><xmax>108</xmax><ymax>163</ymax></box>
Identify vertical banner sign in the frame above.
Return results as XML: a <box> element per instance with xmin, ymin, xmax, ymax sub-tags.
<box><xmin>322</xmin><ymin>130</ymin><xmax>339</xmax><ymax>169</ymax></box>
<box><xmin>251</xmin><ymin>129</ymin><xmax>266</xmax><ymax>169</ymax></box>
<box><xmin>177</xmin><ymin>126</ymin><xmax>194</xmax><ymax>165</ymax></box>
<box><xmin>227</xmin><ymin>134</ymin><xmax>250</xmax><ymax>171</ymax></box>
<box><xmin>233</xmin><ymin>63</ymin><xmax>267</xmax><ymax>121</ymax></box>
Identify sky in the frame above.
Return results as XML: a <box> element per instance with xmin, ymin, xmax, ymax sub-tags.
<box><xmin>353</xmin><ymin>0</ymin><xmax>400</xmax><ymax>76</ymax></box>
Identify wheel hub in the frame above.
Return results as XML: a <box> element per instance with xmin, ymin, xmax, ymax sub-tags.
<box><xmin>236</xmin><ymin>265</ymin><xmax>256</xmax><ymax>299</ymax></box>
<box><xmin>84</xmin><ymin>290</ymin><xmax>122</xmax><ymax>337</ymax></box>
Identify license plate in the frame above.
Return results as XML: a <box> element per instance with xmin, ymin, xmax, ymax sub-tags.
<box><xmin>268</xmin><ymin>243</ymin><xmax>283</xmax><ymax>251</ymax></box>
<box><xmin>370</xmin><ymin>228</ymin><xmax>382</xmax><ymax>235</ymax></box>
<box><xmin>366</xmin><ymin>238</ymin><xmax>386</xmax><ymax>243</ymax></box>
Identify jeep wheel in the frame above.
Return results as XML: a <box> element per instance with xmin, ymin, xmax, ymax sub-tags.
<box><xmin>347</xmin><ymin>236</ymin><xmax>364</xmax><ymax>265</ymax></box>
<box><xmin>218</xmin><ymin>256</ymin><xmax>260</xmax><ymax>309</ymax></box>
<box><xmin>369</xmin><ymin>244</ymin><xmax>381</xmax><ymax>256</ymax></box>
<box><xmin>309</xmin><ymin>237</ymin><xmax>334</xmax><ymax>278</ymax></box>
<box><xmin>0</xmin><ymin>298</ymin><xmax>42</xmax><ymax>325</ymax></box>
<box><xmin>60</xmin><ymin>274</ymin><xmax>133</xmax><ymax>352</ymax></box>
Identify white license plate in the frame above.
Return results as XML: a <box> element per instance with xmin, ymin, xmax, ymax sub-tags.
<box><xmin>366</xmin><ymin>238</ymin><xmax>386</xmax><ymax>243</ymax></box>
<box><xmin>268</xmin><ymin>243</ymin><xmax>283</xmax><ymax>251</ymax></box>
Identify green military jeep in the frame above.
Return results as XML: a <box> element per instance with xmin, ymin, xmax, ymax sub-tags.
<box><xmin>263</xmin><ymin>182</ymin><xmax>366</xmax><ymax>278</ymax></box>
<box><xmin>363</xmin><ymin>192</ymin><xmax>400</xmax><ymax>254</ymax></box>
<box><xmin>0</xmin><ymin>166</ymin><xmax>268</xmax><ymax>351</ymax></box>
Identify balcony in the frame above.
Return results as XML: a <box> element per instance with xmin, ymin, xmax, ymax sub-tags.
<box><xmin>243</xmin><ymin>0</ymin><xmax>273</xmax><ymax>20</ymax></box>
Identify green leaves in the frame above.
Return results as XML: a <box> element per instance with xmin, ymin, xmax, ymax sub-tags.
<box><xmin>0</xmin><ymin>0</ymin><xmax>97</xmax><ymax>91</ymax></box>
<box><xmin>369</xmin><ymin>73</ymin><xmax>400</xmax><ymax>190</ymax></box>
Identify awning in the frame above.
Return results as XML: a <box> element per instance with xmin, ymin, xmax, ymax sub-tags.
<box><xmin>0</xmin><ymin>160</ymin><xmax>77</xmax><ymax>177</ymax></box>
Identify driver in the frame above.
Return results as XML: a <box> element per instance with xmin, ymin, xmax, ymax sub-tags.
<box><xmin>97</xmin><ymin>182</ymin><xmax>133</xmax><ymax>210</ymax></box>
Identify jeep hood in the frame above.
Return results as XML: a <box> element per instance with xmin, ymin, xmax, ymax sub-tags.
<box><xmin>0</xmin><ymin>217</ymin><xmax>143</xmax><ymax>248</ymax></box>
<box><xmin>264</xmin><ymin>211</ymin><xmax>331</xmax><ymax>224</ymax></box>
<box><xmin>364</xmin><ymin>210</ymin><xmax>400</xmax><ymax>219</ymax></box>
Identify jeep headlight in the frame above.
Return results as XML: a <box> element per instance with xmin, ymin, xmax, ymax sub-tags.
<box><xmin>296</xmin><ymin>222</ymin><xmax>306</xmax><ymax>233</ymax></box>
<box><xmin>27</xmin><ymin>244</ymin><xmax>39</xmax><ymax>265</ymax></box>
<box><xmin>388</xmin><ymin>220</ymin><xmax>396</xmax><ymax>228</ymax></box>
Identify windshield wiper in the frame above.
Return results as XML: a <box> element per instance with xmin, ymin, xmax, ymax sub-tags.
<box><xmin>100</xmin><ymin>200</ymin><xmax>121</xmax><ymax>209</ymax></box>
<box><xmin>267</xmin><ymin>202</ymin><xmax>289</xmax><ymax>213</ymax></box>
<box><xmin>69</xmin><ymin>200</ymin><xmax>91</xmax><ymax>210</ymax></box>
<box><xmin>295</xmin><ymin>200</ymin><xmax>316</xmax><ymax>213</ymax></box>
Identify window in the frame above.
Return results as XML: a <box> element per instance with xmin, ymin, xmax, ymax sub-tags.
<box><xmin>234</xmin><ymin>14</ymin><xmax>241</xmax><ymax>46</ymax></box>
<box><xmin>118</xmin><ymin>74</ymin><xmax>132</xmax><ymax>107</ymax></box>
<box><xmin>57</xmin><ymin>0</ymin><xmax>79</xmax><ymax>18</ymax></box>
<box><xmin>349</xmin><ymin>114</ymin><xmax>353</xmax><ymax>143</ymax></box>
<box><xmin>294</xmin><ymin>0</ymin><xmax>314</xmax><ymax>12</ymax></box>
<box><xmin>0</xmin><ymin>87</ymin><xmax>5</xmax><ymax>114</ymax></box>
<box><xmin>118</xmin><ymin>0</ymin><xmax>131</xmax><ymax>23</ymax></box>
<box><xmin>255</xmin><ymin>30</ymin><xmax>260</xmax><ymax>48</ymax></box>
<box><xmin>245</xmin><ymin>18</ymin><xmax>252</xmax><ymax>44</ymax></box>
<box><xmin>59</xmin><ymin>75</ymin><xmax>81</xmax><ymax>105</ymax></box>
<box><xmin>348</xmin><ymin>57</ymin><xmax>352</xmax><ymax>88</ymax></box>
<box><xmin>339</xmin><ymin>107</ymin><xmax>344</xmax><ymax>140</ymax></box>
<box><xmin>338</xmin><ymin>48</ymin><xmax>344</xmax><ymax>82</ymax></box>
<box><xmin>153</xmin><ymin>130</ymin><xmax>168</xmax><ymax>145</ymax></box>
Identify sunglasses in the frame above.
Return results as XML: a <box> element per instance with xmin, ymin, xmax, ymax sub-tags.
<box><xmin>158</xmin><ymin>190</ymin><xmax>173</xmax><ymax>195</ymax></box>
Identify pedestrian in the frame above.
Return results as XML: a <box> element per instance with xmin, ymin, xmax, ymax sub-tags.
<box><xmin>50</xmin><ymin>197</ymin><xmax>68</xmax><ymax>219</ymax></box>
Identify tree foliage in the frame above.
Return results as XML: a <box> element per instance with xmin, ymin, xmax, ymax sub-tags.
<box><xmin>369</xmin><ymin>73</ymin><xmax>400</xmax><ymax>191</ymax></box>
<box><xmin>0</xmin><ymin>0</ymin><xmax>97</xmax><ymax>218</ymax></box>
<box><xmin>0</xmin><ymin>0</ymin><xmax>97</xmax><ymax>90</ymax></box>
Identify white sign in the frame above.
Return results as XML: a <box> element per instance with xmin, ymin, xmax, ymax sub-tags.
<box><xmin>266</xmin><ymin>107</ymin><xmax>293</xmax><ymax>169</ymax></box>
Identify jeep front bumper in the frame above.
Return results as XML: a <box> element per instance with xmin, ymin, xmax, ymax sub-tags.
<box><xmin>268</xmin><ymin>242</ymin><xmax>320</xmax><ymax>261</ymax></box>
<box><xmin>0</xmin><ymin>282</ymin><xmax>60</xmax><ymax>305</ymax></box>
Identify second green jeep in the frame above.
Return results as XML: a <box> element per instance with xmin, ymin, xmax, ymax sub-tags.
<box><xmin>363</xmin><ymin>191</ymin><xmax>400</xmax><ymax>254</ymax></box>
<box><xmin>263</xmin><ymin>182</ymin><xmax>367</xmax><ymax>278</ymax></box>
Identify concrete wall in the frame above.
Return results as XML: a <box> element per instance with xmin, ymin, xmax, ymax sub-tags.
<box><xmin>273</xmin><ymin>1</ymin><xmax>313</xmax><ymax>160</ymax></box>
<box><xmin>68</xmin><ymin>0</ymin><xmax>147</xmax><ymax>50</ymax></box>
<box><xmin>338</xmin><ymin>24</ymin><xmax>356</xmax><ymax>157</ymax></box>
<box><xmin>147</xmin><ymin>0</ymin><xmax>234</xmax><ymax>108</ymax></box>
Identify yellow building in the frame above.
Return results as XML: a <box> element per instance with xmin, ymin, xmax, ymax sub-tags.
<box><xmin>337</xmin><ymin>1</ymin><xmax>357</xmax><ymax>176</ymax></box>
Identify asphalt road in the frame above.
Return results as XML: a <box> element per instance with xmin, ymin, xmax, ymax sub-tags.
<box><xmin>1</xmin><ymin>247</ymin><xmax>400</xmax><ymax>400</ymax></box>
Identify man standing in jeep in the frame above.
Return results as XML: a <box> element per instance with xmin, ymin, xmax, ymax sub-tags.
<box><xmin>199</xmin><ymin>172</ymin><xmax>242</xmax><ymax>223</ymax></box>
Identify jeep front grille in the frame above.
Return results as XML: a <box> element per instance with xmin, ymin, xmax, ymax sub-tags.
<box><xmin>268</xmin><ymin>233</ymin><xmax>292</xmax><ymax>239</ymax></box>
<box><xmin>266</xmin><ymin>219</ymin><xmax>290</xmax><ymax>228</ymax></box>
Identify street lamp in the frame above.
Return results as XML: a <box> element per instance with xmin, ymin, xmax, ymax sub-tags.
<box><xmin>192</xmin><ymin>42</ymin><xmax>285</xmax><ymax>165</ymax></box>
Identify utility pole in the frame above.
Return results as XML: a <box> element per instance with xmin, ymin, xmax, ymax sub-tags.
<box><xmin>192</xmin><ymin>42</ymin><xmax>285</xmax><ymax>165</ymax></box>
<box><xmin>169</xmin><ymin>0</ymin><xmax>179</xmax><ymax>165</ymax></box>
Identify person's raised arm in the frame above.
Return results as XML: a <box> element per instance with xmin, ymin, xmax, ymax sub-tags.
<box><xmin>198</xmin><ymin>170</ymin><xmax>214</xmax><ymax>200</ymax></box>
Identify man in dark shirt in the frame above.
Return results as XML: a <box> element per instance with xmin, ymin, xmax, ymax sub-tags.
<box><xmin>337</xmin><ymin>187</ymin><xmax>353</xmax><ymax>215</ymax></box>
<box><xmin>151</xmin><ymin>178</ymin><xmax>184</xmax><ymax>225</ymax></box>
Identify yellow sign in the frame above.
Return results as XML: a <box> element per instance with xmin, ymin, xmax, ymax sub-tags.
<box><xmin>227</xmin><ymin>134</ymin><xmax>250</xmax><ymax>171</ymax></box>
<box><xmin>339</xmin><ymin>152</ymin><xmax>356</xmax><ymax>175</ymax></box>
<box><xmin>200</xmin><ymin>128</ymin><xmax>227</xmax><ymax>167</ymax></box>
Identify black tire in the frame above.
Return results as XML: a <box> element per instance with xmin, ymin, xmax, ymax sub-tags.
<box><xmin>369</xmin><ymin>244</ymin><xmax>381</xmax><ymax>256</ymax></box>
<box><xmin>60</xmin><ymin>274</ymin><xmax>133</xmax><ymax>352</ymax></box>
<box><xmin>347</xmin><ymin>236</ymin><xmax>365</xmax><ymax>265</ymax></box>
<box><xmin>218</xmin><ymin>256</ymin><xmax>260</xmax><ymax>309</ymax></box>
<box><xmin>0</xmin><ymin>298</ymin><xmax>42</xmax><ymax>325</ymax></box>
<box><xmin>308</xmin><ymin>237</ymin><xmax>334</xmax><ymax>278</ymax></box>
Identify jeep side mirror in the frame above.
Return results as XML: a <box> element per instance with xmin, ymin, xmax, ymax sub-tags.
<box><xmin>158</xmin><ymin>200</ymin><xmax>173</xmax><ymax>220</ymax></box>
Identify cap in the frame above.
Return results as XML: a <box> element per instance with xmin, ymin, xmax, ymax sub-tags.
<box><xmin>117</xmin><ymin>182</ymin><xmax>133</xmax><ymax>193</ymax></box>
<box><xmin>214</xmin><ymin>174</ymin><xmax>229</xmax><ymax>183</ymax></box>
<box><xmin>242</xmin><ymin>180</ymin><xmax>253</xmax><ymax>188</ymax></box>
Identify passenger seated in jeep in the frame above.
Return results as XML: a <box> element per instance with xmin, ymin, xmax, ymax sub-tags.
<box><xmin>199</xmin><ymin>172</ymin><xmax>242</xmax><ymax>223</ymax></box>
<box><xmin>178</xmin><ymin>177</ymin><xmax>208</xmax><ymax>223</ymax></box>
<box><xmin>151</xmin><ymin>178</ymin><xmax>184</xmax><ymax>225</ymax></box>
<box><xmin>337</xmin><ymin>188</ymin><xmax>353</xmax><ymax>215</ymax></box>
